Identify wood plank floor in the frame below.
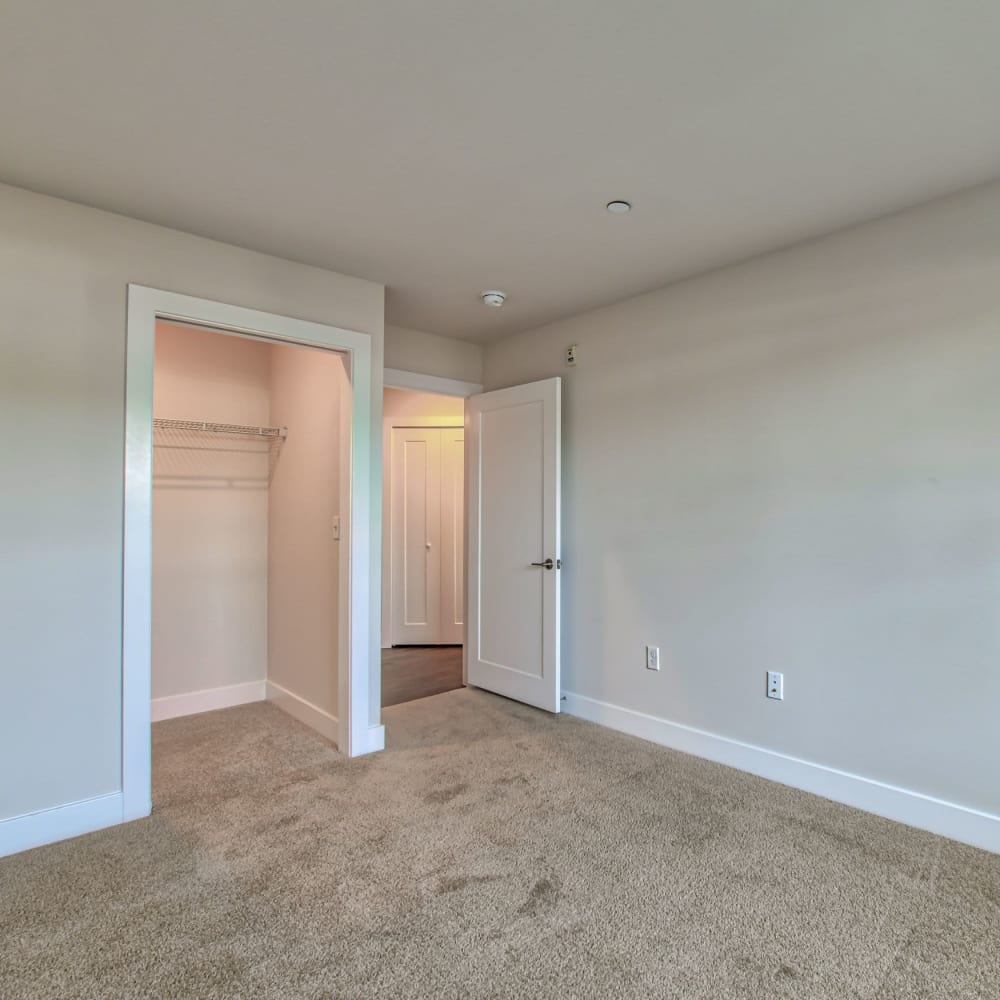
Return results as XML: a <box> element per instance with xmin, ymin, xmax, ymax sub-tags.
<box><xmin>381</xmin><ymin>645</ymin><xmax>464</xmax><ymax>707</ymax></box>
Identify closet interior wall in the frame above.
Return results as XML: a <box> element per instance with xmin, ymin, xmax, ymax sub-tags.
<box><xmin>267</xmin><ymin>341</ymin><xmax>350</xmax><ymax>735</ymax></box>
<box><xmin>152</xmin><ymin>322</ymin><xmax>271</xmax><ymax>713</ymax></box>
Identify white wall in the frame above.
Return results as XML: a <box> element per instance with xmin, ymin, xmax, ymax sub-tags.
<box><xmin>381</xmin><ymin>388</ymin><xmax>465</xmax><ymax>647</ymax></box>
<box><xmin>484</xmin><ymin>178</ymin><xmax>1000</xmax><ymax>827</ymax></box>
<box><xmin>383</xmin><ymin>386</ymin><xmax>466</xmax><ymax>424</ymax></box>
<box><xmin>0</xmin><ymin>182</ymin><xmax>383</xmax><ymax>827</ymax></box>
<box><xmin>385</xmin><ymin>323</ymin><xmax>483</xmax><ymax>384</ymax></box>
<box><xmin>268</xmin><ymin>342</ymin><xmax>349</xmax><ymax>728</ymax></box>
<box><xmin>152</xmin><ymin>322</ymin><xmax>271</xmax><ymax>704</ymax></box>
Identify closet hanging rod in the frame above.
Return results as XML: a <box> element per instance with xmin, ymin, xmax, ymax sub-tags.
<box><xmin>153</xmin><ymin>418</ymin><xmax>287</xmax><ymax>440</ymax></box>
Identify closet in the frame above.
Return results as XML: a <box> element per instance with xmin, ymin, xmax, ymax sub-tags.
<box><xmin>390</xmin><ymin>426</ymin><xmax>464</xmax><ymax>645</ymax></box>
<box><xmin>151</xmin><ymin>320</ymin><xmax>348</xmax><ymax>738</ymax></box>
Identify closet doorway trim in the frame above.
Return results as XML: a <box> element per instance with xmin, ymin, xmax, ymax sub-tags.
<box><xmin>123</xmin><ymin>285</ymin><xmax>377</xmax><ymax>824</ymax></box>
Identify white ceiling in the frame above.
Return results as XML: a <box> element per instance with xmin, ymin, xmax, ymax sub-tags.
<box><xmin>3</xmin><ymin>1</ymin><xmax>1000</xmax><ymax>342</ymax></box>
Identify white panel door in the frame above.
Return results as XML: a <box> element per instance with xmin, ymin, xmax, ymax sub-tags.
<box><xmin>391</xmin><ymin>427</ymin><xmax>442</xmax><ymax>644</ymax></box>
<box><xmin>466</xmin><ymin>378</ymin><xmax>561</xmax><ymax>712</ymax></box>
<box><xmin>440</xmin><ymin>428</ymin><xmax>465</xmax><ymax>644</ymax></box>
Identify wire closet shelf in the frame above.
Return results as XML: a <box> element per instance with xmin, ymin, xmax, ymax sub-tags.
<box><xmin>152</xmin><ymin>418</ymin><xmax>288</xmax><ymax>483</ymax></box>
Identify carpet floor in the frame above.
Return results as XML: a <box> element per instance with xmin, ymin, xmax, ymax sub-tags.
<box><xmin>1</xmin><ymin>690</ymin><xmax>998</xmax><ymax>999</ymax></box>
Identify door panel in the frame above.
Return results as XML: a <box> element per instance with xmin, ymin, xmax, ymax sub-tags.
<box><xmin>479</xmin><ymin>401</ymin><xmax>544</xmax><ymax>675</ymax></box>
<box><xmin>466</xmin><ymin>378</ymin><xmax>561</xmax><ymax>712</ymax></box>
<box><xmin>440</xmin><ymin>429</ymin><xmax>465</xmax><ymax>644</ymax></box>
<box><xmin>391</xmin><ymin>428</ymin><xmax>441</xmax><ymax>644</ymax></box>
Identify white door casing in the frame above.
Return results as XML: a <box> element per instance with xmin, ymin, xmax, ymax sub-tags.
<box><xmin>124</xmin><ymin>285</ymin><xmax>378</xmax><ymax>830</ymax></box>
<box><xmin>466</xmin><ymin>378</ymin><xmax>561</xmax><ymax>712</ymax></box>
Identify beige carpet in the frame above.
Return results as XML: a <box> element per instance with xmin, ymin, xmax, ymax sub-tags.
<box><xmin>1</xmin><ymin>690</ymin><xmax>998</xmax><ymax>999</ymax></box>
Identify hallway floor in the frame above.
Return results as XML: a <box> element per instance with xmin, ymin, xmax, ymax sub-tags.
<box><xmin>381</xmin><ymin>645</ymin><xmax>463</xmax><ymax>706</ymax></box>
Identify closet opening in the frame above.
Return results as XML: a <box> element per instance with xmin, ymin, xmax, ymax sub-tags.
<box><xmin>150</xmin><ymin>318</ymin><xmax>351</xmax><ymax>802</ymax></box>
<box><xmin>381</xmin><ymin>384</ymin><xmax>467</xmax><ymax>707</ymax></box>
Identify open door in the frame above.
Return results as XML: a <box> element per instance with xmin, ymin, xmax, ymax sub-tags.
<box><xmin>466</xmin><ymin>377</ymin><xmax>561</xmax><ymax>712</ymax></box>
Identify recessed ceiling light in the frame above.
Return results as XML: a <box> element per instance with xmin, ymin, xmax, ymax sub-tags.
<box><xmin>481</xmin><ymin>290</ymin><xmax>507</xmax><ymax>308</ymax></box>
<box><xmin>606</xmin><ymin>200</ymin><xmax>632</xmax><ymax>214</ymax></box>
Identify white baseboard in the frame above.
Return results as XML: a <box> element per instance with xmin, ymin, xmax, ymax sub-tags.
<box><xmin>266</xmin><ymin>681</ymin><xmax>339</xmax><ymax>743</ymax></box>
<box><xmin>563</xmin><ymin>691</ymin><xmax>1000</xmax><ymax>855</ymax></box>
<box><xmin>365</xmin><ymin>724</ymin><xmax>386</xmax><ymax>753</ymax></box>
<box><xmin>0</xmin><ymin>792</ymin><xmax>124</xmax><ymax>859</ymax></box>
<box><xmin>151</xmin><ymin>680</ymin><xmax>266</xmax><ymax>722</ymax></box>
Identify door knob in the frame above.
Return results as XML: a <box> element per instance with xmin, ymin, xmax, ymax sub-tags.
<box><xmin>530</xmin><ymin>558</ymin><xmax>555</xmax><ymax>570</ymax></box>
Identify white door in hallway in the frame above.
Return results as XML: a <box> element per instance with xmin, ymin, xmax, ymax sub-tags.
<box><xmin>466</xmin><ymin>378</ymin><xmax>561</xmax><ymax>712</ymax></box>
<box><xmin>390</xmin><ymin>426</ymin><xmax>464</xmax><ymax>645</ymax></box>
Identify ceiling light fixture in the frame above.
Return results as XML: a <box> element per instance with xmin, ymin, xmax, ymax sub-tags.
<box><xmin>606</xmin><ymin>200</ymin><xmax>632</xmax><ymax>214</ymax></box>
<box><xmin>481</xmin><ymin>290</ymin><xmax>507</xmax><ymax>308</ymax></box>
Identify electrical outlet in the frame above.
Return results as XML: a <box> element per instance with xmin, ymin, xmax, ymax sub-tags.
<box><xmin>646</xmin><ymin>645</ymin><xmax>660</xmax><ymax>671</ymax></box>
<box><xmin>767</xmin><ymin>671</ymin><xmax>784</xmax><ymax>700</ymax></box>
<box><xmin>566</xmin><ymin>344</ymin><xmax>577</xmax><ymax>366</ymax></box>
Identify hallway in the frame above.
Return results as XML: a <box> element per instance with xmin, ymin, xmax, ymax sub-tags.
<box><xmin>381</xmin><ymin>646</ymin><xmax>464</xmax><ymax>707</ymax></box>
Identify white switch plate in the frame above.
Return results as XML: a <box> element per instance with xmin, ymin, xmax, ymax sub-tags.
<box><xmin>767</xmin><ymin>671</ymin><xmax>783</xmax><ymax>700</ymax></box>
<box><xmin>566</xmin><ymin>344</ymin><xmax>577</xmax><ymax>366</ymax></box>
<box><xmin>646</xmin><ymin>645</ymin><xmax>660</xmax><ymax>671</ymax></box>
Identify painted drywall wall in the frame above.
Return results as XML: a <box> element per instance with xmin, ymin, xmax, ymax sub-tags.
<box><xmin>268</xmin><ymin>342</ymin><xmax>349</xmax><ymax>724</ymax></box>
<box><xmin>385</xmin><ymin>323</ymin><xmax>483</xmax><ymax>384</ymax></box>
<box><xmin>0</xmin><ymin>182</ymin><xmax>382</xmax><ymax>825</ymax></box>
<box><xmin>483</xmin><ymin>178</ymin><xmax>1000</xmax><ymax>821</ymax></box>
<box><xmin>381</xmin><ymin>388</ymin><xmax>465</xmax><ymax>647</ymax></box>
<box><xmin>383</xmin><ymin>386</ymin><xmax>466</xmax><ymax>424</ymax></box>
<box><xmin>152</xmin><ymin>322</ymin><xmax>271</xmax><ymax>703</ymax></box>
